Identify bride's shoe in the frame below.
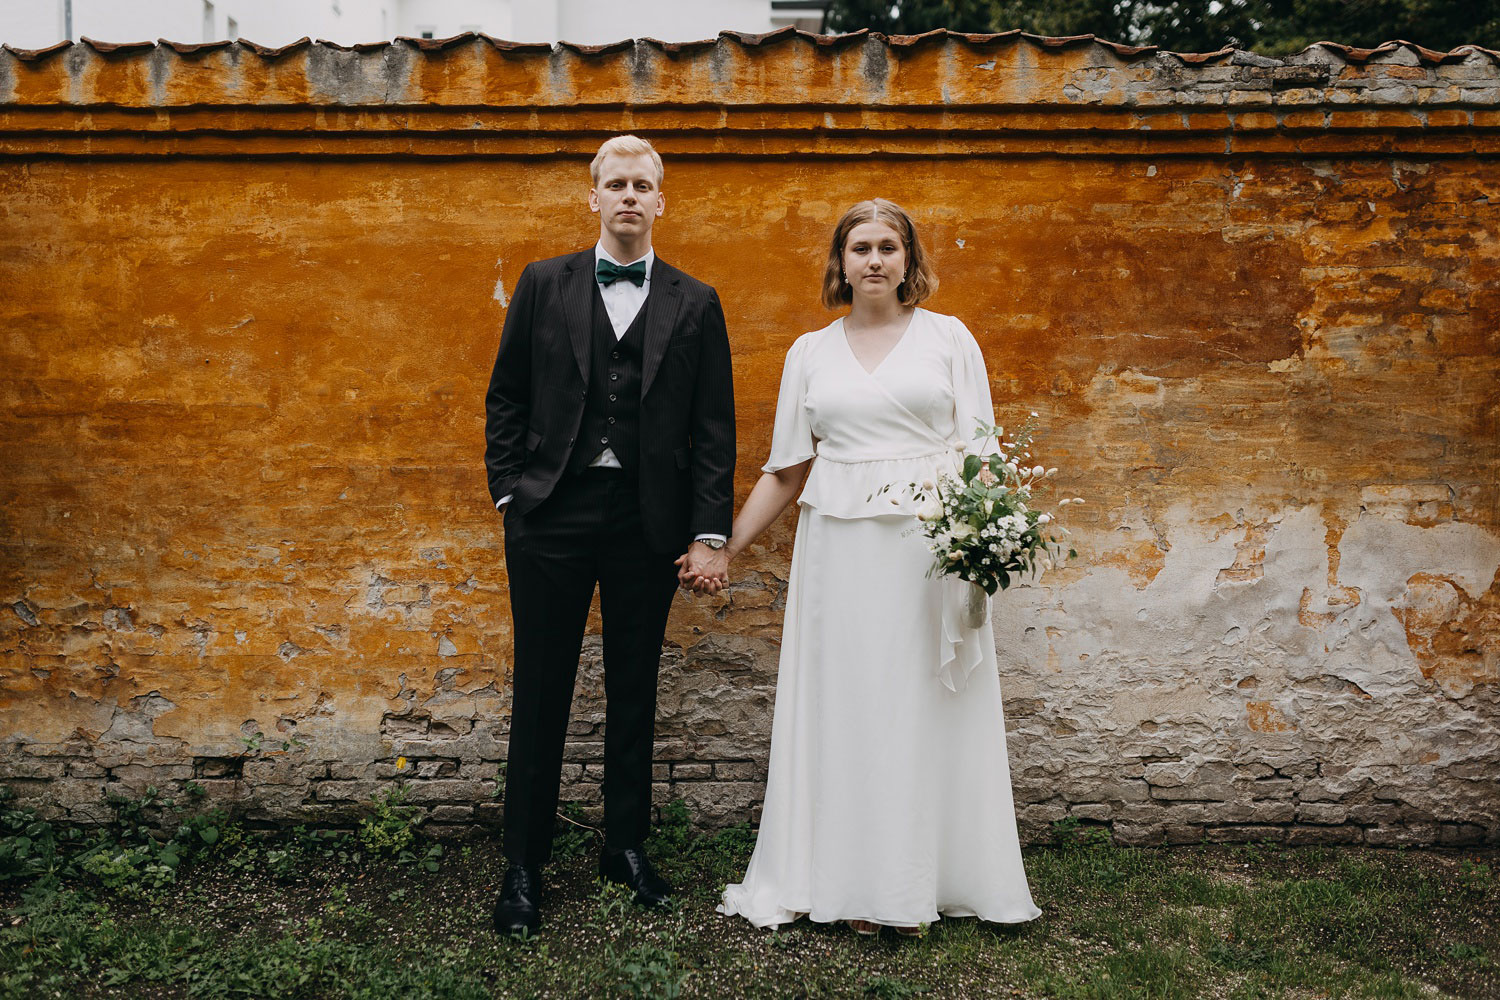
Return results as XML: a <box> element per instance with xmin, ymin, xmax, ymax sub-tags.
<box><xmin>845</xmin><ymin>919</ymin><xmax>880</xmax><ymax>936</ymax></box>
<box><xmin>893</xmin><ymin>924</ymin><xmax>925</xmax><ymax>938</ymax></box>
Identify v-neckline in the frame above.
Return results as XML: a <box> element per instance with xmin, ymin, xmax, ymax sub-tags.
<box><xmin>840</xmin><ymin>309</ymin><xmax>918</xmax><ymax>377</ymax></box>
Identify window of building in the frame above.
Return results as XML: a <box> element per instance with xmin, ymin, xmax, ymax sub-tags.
<box><xmin>227</xmin><ymin>17</ymin><xmax>238</xmax><ymax>40</ymax></box>
<box><xmin>202</xmin><ymin>1</ymin><xmax>215</xmax><ymax>42</ymax></box>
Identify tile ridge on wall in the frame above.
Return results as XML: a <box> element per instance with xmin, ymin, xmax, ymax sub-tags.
<box><xmin>0</xmin><ymin>30</ymin><xmax>1495</xmax><ymax>111</ymax></box>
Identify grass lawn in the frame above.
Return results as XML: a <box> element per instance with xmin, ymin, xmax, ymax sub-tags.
<box><xmin>2</xmin><ymin>792</ymin><xmax>1496</xmax><ymax>999</ymax></box>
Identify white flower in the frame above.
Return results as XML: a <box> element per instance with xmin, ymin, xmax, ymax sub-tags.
<box><xmin>1045</xmin><ymin>467</ymin><xmax>1057</xmax><ymax>477</ymax></box>
<box><xmin>1031</xmin><ymin>465</ymin><xmax>1045</xmax><ymax>478</ymax></box>
<box><xmin>949</xmin><ymin>522</ymin><xmax>975</xmax><ymax>541</ymax></box>
<box><xmin>952</xmin><ymin>440</ymin><xmax>967</xmax><ymax>453</ymax></box>
<box><xmin>1039</xmin><ymin>513</ymin><xmax>1052</xmax><ymax>524</ymax></box>
<box><xmin>1071</xmin><ymin>497</ymin><xmax>1085</xmax><ymax>505</ymax></box>
<box><xmin>1058</xmin><ymin>497</ymin><xmax>1073</xmax><ymax>506</ymax></box>
<box><xmin>1030</xmin><ymin>411</ymin><xmax>1038</xmax><ymax>417</ymax></box>
<box><xmin>918</xmin><ymin>498</ymin><xmax>943</xmax><ymax>521</ymax></box>
<box><xmin>921</xmin><ymin>478</ymin><xmax>936</xmax><ymax>491</ymax></box>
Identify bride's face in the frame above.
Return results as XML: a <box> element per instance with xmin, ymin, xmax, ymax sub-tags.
<box><xmin>842</xmin><ymin>220</ymin><xmax>907</xmax><ymax>303</ymax></box>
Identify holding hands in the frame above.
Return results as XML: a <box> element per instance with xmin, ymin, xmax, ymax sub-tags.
<box><xmin>675</xmin><ymin>540</ymin><xmax>730</xmax><ymax>595</ymax></box>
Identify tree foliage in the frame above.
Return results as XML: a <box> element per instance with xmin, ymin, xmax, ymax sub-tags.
<box><xmin>824</xmin><ymin>0</ymin><xmax>1500</xmax><ymax>55</ymax></box>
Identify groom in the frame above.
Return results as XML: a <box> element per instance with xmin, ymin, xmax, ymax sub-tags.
<box><xmin>484</xmin><ymin>135</ymin><xmax>735</xmax><ymax>936</ymax></box>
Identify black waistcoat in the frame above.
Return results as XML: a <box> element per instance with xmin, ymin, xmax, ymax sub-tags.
<box><xmin>566</xmin><ymin>281</ymin><xmax>648</xmax><ymax>476</ymax></box>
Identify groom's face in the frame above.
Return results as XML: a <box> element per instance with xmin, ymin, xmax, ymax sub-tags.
<box><xmin>589</xmin><ymin>153</ymin><xmax>664</xmax><ymax>243</ymax></box>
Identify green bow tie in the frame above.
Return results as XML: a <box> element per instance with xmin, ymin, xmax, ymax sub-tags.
<box><xmin>596</xmin><ymin>258</ymin><xmax>647</xmax><ymax>287</ymax></box>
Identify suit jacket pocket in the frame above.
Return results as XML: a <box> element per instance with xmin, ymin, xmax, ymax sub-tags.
<box><xmin>673</xmin><ymin>446</ymin><xmax>691</xmax><ymax>470</ymax></box>
<box><xmin>526</xmin><ymin>429</ymin><xmax>542</xmax><ymax>453</ymax></box>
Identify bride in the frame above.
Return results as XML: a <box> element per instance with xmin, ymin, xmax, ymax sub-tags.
<box><xmin>702</xmin><ymin>198</ymin><xmax>1043</xmax><ymax>934</ymax></box>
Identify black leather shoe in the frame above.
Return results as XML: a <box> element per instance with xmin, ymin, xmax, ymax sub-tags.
<box><xmin>600</xmin><ymin>845</ymin><xmax>673</xmax><ymax>909</ymax></box>
<box><xmin>493</xmin><ymin>864</ymin><xmax>541</xmax><ymax>937</ymax></box>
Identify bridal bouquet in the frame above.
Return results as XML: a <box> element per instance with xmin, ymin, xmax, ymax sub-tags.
<box><xmin>875</xmin><ymin>414</ymin><xmax>1080</xmax><ymax>625</ymax></box>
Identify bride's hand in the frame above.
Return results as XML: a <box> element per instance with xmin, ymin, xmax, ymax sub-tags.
<box><xmin>678</xmin><ymin>543</ymin><xmax>730</xmax><ymax>595</ymax></box>
<box><xmin>674</xmin><ymin>550</ymin><xmax>728</xmax><ymax>595</ymax></box>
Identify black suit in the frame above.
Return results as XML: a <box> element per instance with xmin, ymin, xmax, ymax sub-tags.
<box><xmin>484</xmin><ymin>248</ymin><xmax>735</xmax><ymax>864</ymax></box>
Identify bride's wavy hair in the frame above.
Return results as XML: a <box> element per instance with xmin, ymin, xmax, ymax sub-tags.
<box><xmin>821</xmin><ymin>198</ymin><xmax>938</xmax><ymax>309</ymax></box>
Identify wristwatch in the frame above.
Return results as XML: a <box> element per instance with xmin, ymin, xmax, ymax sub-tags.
<box><xmin>699</xmin><ymin>537</ymin><xmax>726</xmax><ymax>550</ymax></box>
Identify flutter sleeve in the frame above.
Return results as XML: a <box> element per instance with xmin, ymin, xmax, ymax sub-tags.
<box><xmin>940</xmin><ymin>314</ymin><xmax>999</xmax><ymax>694</ymax></box>
<box><xmin>762</xmin><ymin>333</ymin><xmax>817</xmax><ymax>473</ymax></box>
<box><xmin>949</xmin><ymin>314</ymin><xmax>1001</xmax><ymax>457</ymax></box>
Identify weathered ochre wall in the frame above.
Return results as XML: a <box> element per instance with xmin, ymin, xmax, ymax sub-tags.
<box><xmin>1</xmin><ymin>30</ymin><xmax>1497</xmax><ymax>844</ymax></box>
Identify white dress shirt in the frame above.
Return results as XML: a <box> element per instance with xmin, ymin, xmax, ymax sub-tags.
<box><xmin>495</xmin><ymin>244</ymin><xmax>725</xmax><ymax>547</ymax></box>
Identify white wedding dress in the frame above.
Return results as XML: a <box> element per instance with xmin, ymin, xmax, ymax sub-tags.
<box><xmin>719</xmin><ymin>308</ymin><xmax>1043</xmax><ymax>929</ymax></box>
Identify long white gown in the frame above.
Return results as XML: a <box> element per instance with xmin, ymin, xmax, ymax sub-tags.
<box><xmin>719</xmin><ymin>307</ymin><xmax>1043</xmax><ymax>929</ymax></box>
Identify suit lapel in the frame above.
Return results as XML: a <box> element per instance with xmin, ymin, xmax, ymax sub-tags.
<box><xmin>560</xmin><ymin>250</ymin><xmax>594</xmax><ymax>382</ymax></box>
<box><xmin>639</xmin><ymin>257</ymin><xmax>682</xmax><ymax>398</ymax></box>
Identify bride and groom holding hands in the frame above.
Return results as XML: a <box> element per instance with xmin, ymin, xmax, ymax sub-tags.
<box><xmin>484</xmin><ymin>135</ymin><xmax>1042</xmax><ymax>938</ymax></box>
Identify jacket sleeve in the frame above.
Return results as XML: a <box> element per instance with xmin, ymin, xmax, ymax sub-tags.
<box><xmin>687</xmin><ymin>287</ymin><xmax>736</xmax><ymax>537</ymax></box>
<box><xmin>485</xmin><ymin>262</ymin><xmax>538</xmax><ymax>506</ymax></box>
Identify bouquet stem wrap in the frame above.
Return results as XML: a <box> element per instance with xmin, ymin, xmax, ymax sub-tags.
<box><xmin>962</xmin><ymin>580</ymin><xmax>990</xmax><ymax>630</ymax></box>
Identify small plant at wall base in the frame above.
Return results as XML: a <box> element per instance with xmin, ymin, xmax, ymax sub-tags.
<box><xmin>358</xmin><ymin>785</ymin><xmax>444</xmax><ymax>871</ymax></box>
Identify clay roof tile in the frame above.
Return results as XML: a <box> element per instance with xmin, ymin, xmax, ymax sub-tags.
<box><xmin>639</xmin><ymin>36</ymin><xmax>716</xmax><ymax>55</ymax></box>
<box><xmin>556</xmin><ymin>38</ymin><xmax>634</xmax><ymax>55</ymax></box>
<box><xmin>238</xmin><ymin>37</ymin><xmax>312</xmax><ymax>57</ymax></box>
<box><xmin>80</xmin><ymin>37</ymin><xmax>156</xmax><ymax>54</ymax></box>
<box><xmin>478</xmin><ymin>34</ymin><xmax>553</xmax><ymax>54</ymax></box>
<box><xmin>397</xmin><ymin>32</ymin><xmax>479</xmax><ymax>51</ymax></box>
<box><xmin>312</xmin><ymin>38</ymin><xmax>387</xmax><ymax>51</ymax></box>
<box><xmin>2</xmin><ymin>39</ymin><xmax>72</xmax><ymax>61</ymax></box>
<box><xmin>158</xmin><ymin>39</ymin><xmax>234</xmax><ymax>55</ymax></box>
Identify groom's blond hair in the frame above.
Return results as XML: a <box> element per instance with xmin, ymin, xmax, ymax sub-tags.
<box><xmin>590</xmin><ymin>135</ymin><xmax>663</xmax><ymax>187</ymax></box>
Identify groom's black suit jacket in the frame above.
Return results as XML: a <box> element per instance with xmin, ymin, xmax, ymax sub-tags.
<box><xmin>485</xmin><ymin>248</ymin><xmax>735</xmax><ymax>552</ymax></box>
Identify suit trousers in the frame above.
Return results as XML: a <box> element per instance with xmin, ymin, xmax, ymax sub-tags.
<box><xmin>501</xmin><ymin>466</ymin><xmax>680</xmax><ymax>866</ymax></box>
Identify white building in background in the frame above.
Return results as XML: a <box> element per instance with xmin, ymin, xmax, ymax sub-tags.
<box><xmin>0</xmin><ymin>0</ymin><xmax>829</xmax><ymax>49</ymax></box>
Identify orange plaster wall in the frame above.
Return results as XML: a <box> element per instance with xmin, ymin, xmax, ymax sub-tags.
<box><xmin>1</xmin><ymin>34</ymin><xmax>1498</xmax><ymax>842</ymax></box>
